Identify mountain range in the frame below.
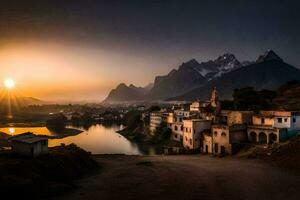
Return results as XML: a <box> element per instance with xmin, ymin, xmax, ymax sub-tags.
<box><xmin>103</xmin><ymin>50</ymin><xmax>300</xmax><ymax>103</ymax></box>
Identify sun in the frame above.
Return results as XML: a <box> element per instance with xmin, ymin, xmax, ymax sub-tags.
<box><xmin>4</xmin><ymin>79</ymin><xmax>15</xmax><ymax>89</ymax></box>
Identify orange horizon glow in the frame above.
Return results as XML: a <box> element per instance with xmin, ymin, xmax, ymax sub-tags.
<box><xmin>0</xmin><ymin>41</ymin><xmax>160</xmax><ymax>102</ymax></box>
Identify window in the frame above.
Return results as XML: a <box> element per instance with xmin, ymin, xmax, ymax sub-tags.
<box><xmin>261</xmin><ymin>118</ymin><xmax>265</xmax><ymax>124</ymax></box>
<box><xmin>185</xmin><ymin>137</ymin><xmax>188</xmax><ymax>141</ymax></box>
<box><xmin>293</xmin><ymin>118</ymin><xmax>296</xmax><ymax>123</ymax></box>
<box><xmin>174</xmin><ymin>126</ymin><xmax>178</xmax><ymax>131</ymax></box>
<box><xmin>180</xmin><ymin>126</ymin><xmax>183</xmax><ymax>131</ymax></box>
<box><xmin>175</xmin><ymin>134</ymin><xmax>178</xmax><ymax>138</ymax></box>
<box><xmin>284</xmin><ymin>118</ymin><xmax>288</xmax><ymax>122</ymax></box>
<box><xmin>189</xmin><ymin>139</ymin><xmax>192</xmax><ymax>145</ymax></box>
<box><xmin>214</xmin><ymin>131</ymin><xmax>218</xmax><ymax>136</ymax></box>
<box><xmin>221</xmin><ymin>132</ymin><xmax>226</xmax><ymax>137</ymax></box>
<box><xmin>278</xmin><ymin>118</ymin><xmax>282</xmax><ymax>123</ymax></box>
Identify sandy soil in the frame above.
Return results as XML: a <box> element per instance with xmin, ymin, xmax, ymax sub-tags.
<box><xmin>57</xmin><ymin>155</ymin><xmax>300</xmax><ymax>200</ymax></box>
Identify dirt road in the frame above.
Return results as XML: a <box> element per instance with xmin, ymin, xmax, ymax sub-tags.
<box><xmin>57</xmin><ymin>155</ymin><xmax>300</xmax><ymax>200</ymax></box>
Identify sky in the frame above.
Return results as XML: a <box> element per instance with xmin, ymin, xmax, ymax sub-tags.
<box><xmin>0</xmin><ymin>0</ymin><xmax>299</xmax><ymax>102</ymax></box>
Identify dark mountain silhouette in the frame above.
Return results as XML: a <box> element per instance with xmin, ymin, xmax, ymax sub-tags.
<box><xmin>103</xmin><ymin>83</ymin><xmax>151</xmax><ymax>103</ymax></box>
<box><xmin>169</xmin><ymin>52</ymin><xmax>300</xmax><ymax>101</ymax></box>
<box><xmin>104</xmin><ymin>53</ymin><xmax>242</xmax><ymax>103</ymax></box>
<box><xmin>104</xmin><ymin>50</ymin><xmax>300</xmax><ymax>103</ymax></box>
<box><xmin>147</xmin><ymin>53</ymin><xmax>242</xmax><ymax>100</ymax></box>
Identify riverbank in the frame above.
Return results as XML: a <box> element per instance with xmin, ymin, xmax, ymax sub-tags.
<box><xmin>49</xmin><ymin>128</ymin><xmax>83</xmax><ymax>139</ymax></box>
<box><xmin>117</xmin><ymin>126</ymin><xmax>181</xmax><ymax>154</ymax></box>
<box><xmin>56</xmin><ymin>154</ymin><xmax>300</xmax><ymax>200</ymax></box>
<box><xmin>0</xmin><ymin>144</ymin><xmax>99</xmax><ymax>198</ymax></box>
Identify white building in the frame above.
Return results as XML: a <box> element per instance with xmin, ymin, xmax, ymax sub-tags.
<box><xmin>10</xmin><ymin>132</ymin><xmax>48</xmax><ymax>157</ymax></box>
<box><xmin>247</xmin><ymin>111</ymin><xmax>300</xmax><ymax>144</ymax></box>
<box><xmin>189</xmin><ymin>101</ymin><xmax>210</xmax><ymax>112</ymax></box>
<box><xmin>272</xmin><ymin>111</ymin><xmax>300</xmax><ymax>131</ymax></box>
<box><xmin>170</xmin><ymin>110</ymin><xmax>190</xmax><ymax>142</ymax></box>
<box><xmin>149</xmin><ymin>112</ymin><xmax>163</xmax><ymax>134</ymax></box>
<box><xmin>183</xmin><ymin>119</ymin><xmax>211</xmax><ymax>149</ymax></box>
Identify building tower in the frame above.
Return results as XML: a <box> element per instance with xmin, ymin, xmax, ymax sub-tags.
<box><xmin>210</xmin><ymin>87</ymin><xmax>219</xmax><ymax>108</ymax></box>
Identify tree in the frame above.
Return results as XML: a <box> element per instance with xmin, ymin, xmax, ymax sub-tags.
<box><xmin>232</xmin><ymin>87</ymin><xmax>276</xmax><ymax>111</ymax></box>
<box><xmin>148</xmin><ymin>105</ymin><xmax>161</xmax><ymax>112</ymax></box>
<box><xmin>123</xmin><ymin>110</ymin><xmax>142</xmax><ymax>130</ymax></box>
<box><xmin>46</xmin><ymin>113</ymin><xmax>67</xmax><ymax>132</ymax></box>
<box><xmin>154</xmin><ymin>122</ymin><xmax>171</xmax><ymax>141</ymax></box>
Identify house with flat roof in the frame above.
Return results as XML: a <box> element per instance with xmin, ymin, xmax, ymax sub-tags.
<box><xmin>247</xmin><ymin>111</ymin><xmax>300</xmax><ymax>144</ymax></box>
<box><xmin>10</xmin><ymin>132</ymin><xmax>48</xmax><ymax>157</ymax></box>
<box><xmin>183</xmin><ymin>119</ymin><xmax>211</xmax><ymax>150</ymax></box>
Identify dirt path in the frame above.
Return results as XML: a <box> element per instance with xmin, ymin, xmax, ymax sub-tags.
<box><xmin>57</xmin><ymin>155</ymin><xmax>300</xmax><ymax>200</ymax></box>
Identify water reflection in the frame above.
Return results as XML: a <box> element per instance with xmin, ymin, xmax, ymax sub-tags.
<box><xmin>0</xmin><ymin>124</ymin><xmax>142</xmax><ymax>155</ymax></box>
<box><xmin>0</xmin><ymin>127</ymin><xmax>54</xmax><ymax>136</ymax></box>
<box><xmin>49</xmin><ymin>124</ymin><xmax>142</xmax><ymax>155</ymax></box>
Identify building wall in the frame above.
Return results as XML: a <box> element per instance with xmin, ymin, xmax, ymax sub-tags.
<box><xmin>290</xmin><ymin>115</ymin><xmax>300</xmax><ymax>131</ymax></box>
<box><xmin>212</xmin><ymin>126</ymin><xmax>231</xmax><ymax>155</ymax></box>
<box><xmin>171</xmin><ymin>122</ymin><xmax>184</xmax><ymax>142</ymax></box>
<box><xmin>149</xmin><ymin>112</ymin><xmax>163</xmax><ymax>134</ymax></box>
<box><xmin>183</xmin><ymin>120</ymin><xmax>211</xmax><ymax>149</ymax></box>
<box><xmin>203</xmin><ymin>135</ymin><xmax>212</xmax><ymax>153</ymax></box>
<box><xmin>12</xmin><ymin>141</ymin><xmax>32</xmax><ymax>156</ymax></box>
<box><xmin>166</xmin><ymin>113</ymin><xmax>174</xmax><ymax>123</ymax></box>
<box><xmin>12</xmin><ymin>140</ymin><xmax>48</xmax><ymax>157</ymax></box>
<box><xmin>252</xmin><ymin>116</ymin><xmax>274</xmax><ymax>126</ymax></box>
<box><xmin>174</xmin><ymin>110</ymin><xmax>190</xmax><ymax>118</ymax></box>
<box><xmin>247</xmin><ymin>127</ymin><xmax>280</xmax><ymax>144</ymax></box>
<box><xmin>190</xmin><ymin>102</ymin><xmax>200</xmax><ymax>112</ymax></box>
<box><xmin>273</xmin><ymin>116</ymin><xmax>291</xmax><ymax>129</ymax></box>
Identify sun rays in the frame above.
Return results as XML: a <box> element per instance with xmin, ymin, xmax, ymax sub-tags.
<box><xmin>0</xmin><ymin>78</ymin><xmax>25</xmax><ymax>119</ymax></box>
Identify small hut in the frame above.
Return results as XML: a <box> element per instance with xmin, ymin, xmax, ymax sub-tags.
<box><xmin>10</xmin><ymin>132</ymin><xmax>48</xmax><ymax>157</ymax></box>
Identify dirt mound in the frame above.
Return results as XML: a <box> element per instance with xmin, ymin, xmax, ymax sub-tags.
<box><xmin>247</xmin><ymin>135</ymin><xmax>300</xmax><ymax>172</ymax></box>
<box><xmin>0</xmin><ymin>144</ymin><xmax>99</xmax><ymax>198</ymax></box>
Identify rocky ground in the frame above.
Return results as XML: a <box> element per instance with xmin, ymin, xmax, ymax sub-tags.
<box><xmin>237</xmin><ymin>135</ymin><xmax>300</xmax><ymax>173</ymax></box>
<box><xmin>56</xmin><ymin>154</ymin><xmax>300</xmax><ymax>200</ymax></box>
<box><xmin>0</xmin><ymin>144</ymin><xmax>99</xmax><ymax>198</ymax></box>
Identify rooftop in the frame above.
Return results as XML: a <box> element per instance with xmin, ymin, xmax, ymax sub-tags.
<box><xmin>10</xmin><ymin>132</ymin><xmax>48</xmax><ymax>144</ymax></box>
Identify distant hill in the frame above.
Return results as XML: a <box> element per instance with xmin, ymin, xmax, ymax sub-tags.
<box><xmin>0</xmin><ymin>96</ymin><xmax>44</xmax><ymax>108</ymax></box>
<box><xmin>103</xmin><ymin>50</ymin><xmax>300</xmax><ymax>103</ymax></box>
<box><xmin>103</xmin><ymin>83</ymin><xmax>152</xmax><ymax>103</ymax></box>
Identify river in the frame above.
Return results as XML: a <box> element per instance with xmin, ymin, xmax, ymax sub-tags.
<box><xmin>0</xmin><ymin>124</ymin><xmax>143</xmax><ymax>155</ymax></box>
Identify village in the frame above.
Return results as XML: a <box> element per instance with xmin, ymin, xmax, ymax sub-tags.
<box><xmin>148</xmin><ymin>87</ymin><xmax>300</xmax><ymax>156</ymax></box>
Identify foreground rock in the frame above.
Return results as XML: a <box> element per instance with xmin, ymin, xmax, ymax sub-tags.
<box><xmin>0</xmin><ymin>144</ymin><xmax>99</xmax><ymax>198</ymax></box>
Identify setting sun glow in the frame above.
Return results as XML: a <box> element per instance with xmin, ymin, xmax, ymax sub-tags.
<box><xmin>4</xmin><ymin>79</ymin><xmax>15</xmax><ymax>89</ymax></box>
